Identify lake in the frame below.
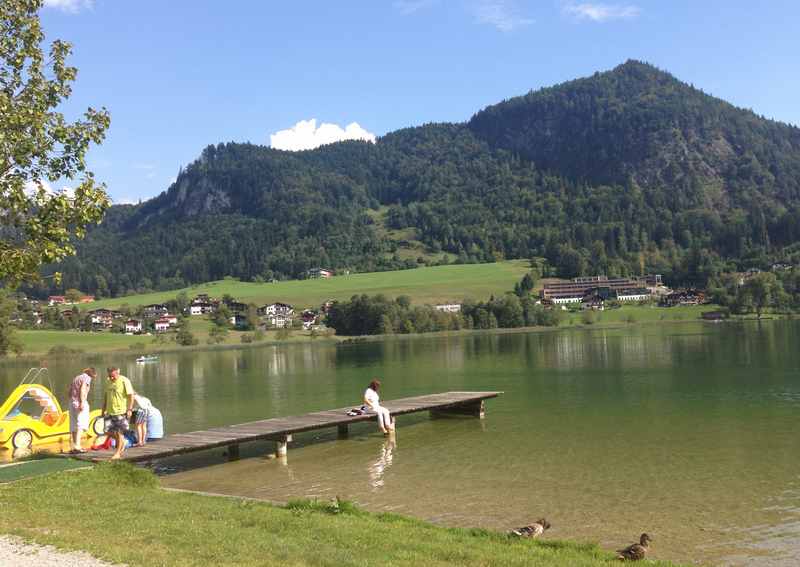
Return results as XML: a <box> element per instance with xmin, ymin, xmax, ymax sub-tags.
<box><xmin>2</xmin><ymin>320</ymin><xmax>800</xmax><ymax>565</ymax></box>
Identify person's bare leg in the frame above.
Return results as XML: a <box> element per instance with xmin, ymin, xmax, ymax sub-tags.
<box><xmin>111</xmin><ymin>432</ymin><xmax>125</xmax><ymax>459</ymax></box>
<box><xmin>141</xmin><ymin>422</ymin><xmax>147</xmax><ymax>445</ymax></box>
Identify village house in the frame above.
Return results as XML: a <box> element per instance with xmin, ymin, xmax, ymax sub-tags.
<box><xmin>659</xmin><ymin>289</ymin><xmax>705</xmax><ymax>307</ymax></box>
<box><xmin>259</xmin><ymin>302</ymin><xmax>294</xmax><ymax>317</ymax></box>
<box><xmin>154</xmin><ymin>317</ymin><xmax>171</xmax><ymax>332</ymax></box>
<box><xmin>307</xmin><ymin>268</ymin><xmax>333</xmax><ymax>279</ymax></box>
<box><xmin>581</xmin><ymin>296</ymin><xmax>605</xmax><ymax>311</ymax></box>
<box><xmin>48</xmin><ymin>295</ymin><xmax>66</xmax><ymax>306</ymax></box>
<box><xmin>125</xmin><ymin>319</ymin><xmax>143</xmax><ymax>333</ymax></box>
<box><xmin>434</xmin><ymin>303</ymin><xmax>462</xmax><ymax>313</ymax></box>
<box><xmin>581</xmin><ymin>288</ymin><xmax>612</xmax><ymax>310</ymax></box>
<box><xmin>301</xmin><ymin>309</ymin><xmax>318</xmax><ymax>330</ymax></box>
<box><xmin>189</xmin><ymin>297</ymin><xmax>217</xmax><ymax>315</ymax></box>
<box><xmin>267</xmin><ymin>313</ymin><xmax>292</xmax><ymax>328</ymax></box>
<box><xmin>164</xmin><ymin>314</ymin><xmax>178</xmax><ymax>325</ymax></box>
<box><xmin>143</xmin><ymin>303</ymin><xmax>168</xmax><ymax>318</ymax></box>
<box><xmin>88</xmin><ymin>308</ymin><xmax>115</xmax><ymax>330</ymax></box>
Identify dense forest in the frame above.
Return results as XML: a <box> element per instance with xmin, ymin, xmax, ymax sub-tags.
<box><xmin>34</xmin><ymin>60</ymin><xmax>800</xmax><ymax>298</ymax></box>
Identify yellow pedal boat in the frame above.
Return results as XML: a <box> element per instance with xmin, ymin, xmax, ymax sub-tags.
<box><xmin>0</xmin><ymin>383</ymin><xmax>104</xmax><ymax>451</ymax></box>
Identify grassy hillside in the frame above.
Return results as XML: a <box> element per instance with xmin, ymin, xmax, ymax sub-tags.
<box><xmin>0</xmin><ymin>463</ymin><xmax>685</xmax><ymax>566</ymax></box>
<box><xmin>84</xmin><ymin>261</ymin><xmax>532</xmax><ymax>311</ymax></box>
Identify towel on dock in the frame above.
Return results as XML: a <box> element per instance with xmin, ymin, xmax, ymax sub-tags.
<box><xmin>346</xmin><ymin>406</ymin><xmax>367</xmax><ymax>416</ymax></box>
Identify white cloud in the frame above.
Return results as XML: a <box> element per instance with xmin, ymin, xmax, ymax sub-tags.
<box><xmin>472</xmin><ymin>0</ymin><xmax>534</xmax><ymax>32</ymax></box>
<box><xmin>563</xmin><ymin>3</ymin><xmax>640</xmax><ymax>22</ymax></box>
<box><xmin>43</xmin><ymin>0</ymin><xmax>93</xmax><ymax>13</ymax></box>
<box><xmin>24</xmin><ymin>179</ymin><xmax>74</xmax><ymax>199</ymax></box>
<box><xmin>393</xmin><ymin>0</ymin><xmax>437</xmax><ymax>15</ymax></box>
<box><xmin>269</xmin><ymin>119</ymin><xmax>376</xmax><ymax>152</ymax></box>
<box><xmin>113</xmin><ymin>197</ymin><xmax>138</xmax><ymax>205</ymax></box>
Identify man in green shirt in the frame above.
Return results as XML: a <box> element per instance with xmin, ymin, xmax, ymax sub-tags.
<box><xmin>101</xmin><ymin>367</ymin><xmax>134</xmax><ymax>460</ymax></box>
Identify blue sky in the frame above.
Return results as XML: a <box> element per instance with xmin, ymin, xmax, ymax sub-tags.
<box><xmin>40</xmin><ymin>0</ymin><xmax>800</xmax><ymax>204</ymax></box>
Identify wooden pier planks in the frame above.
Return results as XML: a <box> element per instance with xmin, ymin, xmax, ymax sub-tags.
<box><xmin>74</xmin><ymin>391</ymin><xmax>501</xmax><ymax>463</ymax></box>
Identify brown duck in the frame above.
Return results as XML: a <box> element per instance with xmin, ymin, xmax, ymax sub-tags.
<box><xmin>617</xmin><ymin>533</ymin><xmax>652</xmax><ymax>561</ymax></box>
<box><xmin>510</xmin><ymin>518</ymin><xmax>551</xmax><ymax>538</ymax></box>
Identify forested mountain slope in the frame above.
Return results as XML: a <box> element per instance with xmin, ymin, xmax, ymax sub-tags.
<box><xmin>44</xmin><ymin>61</ymin><xmax>800</xmax><ymax>297</ymax></box>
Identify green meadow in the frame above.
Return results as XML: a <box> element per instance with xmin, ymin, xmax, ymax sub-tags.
<box><xmin>83</xmin><ymin>261</ymin><xmax>532</xmax><ymax>311</ymax></box>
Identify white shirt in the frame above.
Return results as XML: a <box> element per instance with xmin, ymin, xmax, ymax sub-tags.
<box><xmin>134</xmin><ymin>394</ymin><xmax>153</xmax><ymax>411</ymax></box>
<box><xmin>364</xmin><ymin>388</ymin><xmax>380</xmax><ymax>409</ymax></box>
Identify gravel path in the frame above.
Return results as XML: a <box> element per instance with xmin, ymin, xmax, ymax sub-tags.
<box><xmin>0</xmin><ymin>535</ymin><xmax>123</xmax><ymax>567</ymax></box>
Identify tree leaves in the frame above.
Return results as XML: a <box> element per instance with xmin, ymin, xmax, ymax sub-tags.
<box><xmin>0</xmin><ymin>0</ymin><xmax>110</xmax><ymax>285</ymax></box>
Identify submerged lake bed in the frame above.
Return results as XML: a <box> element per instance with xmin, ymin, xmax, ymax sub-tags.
<box><xmin>2</xmin><ymin>320</ymin><xmax>800</xmax><ymax>565</ymax></box>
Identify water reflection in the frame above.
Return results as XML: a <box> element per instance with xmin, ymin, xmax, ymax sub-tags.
<box><xmin>368</xmin><ymin>436</ymin><xmax>396</xmax><ymax>490</ymax></box>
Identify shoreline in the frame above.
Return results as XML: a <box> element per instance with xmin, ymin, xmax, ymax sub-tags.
<box><xmin>7</xmin><ymin>307</ymin><xmax>792</xmax><ymax>361</ymax></box>
<box><xmin>0</xmin><ymin>462</ymin><xmax>687</xmax><ymax>567</ymax></box>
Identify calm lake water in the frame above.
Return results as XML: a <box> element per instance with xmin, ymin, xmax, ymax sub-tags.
<box><xmin>3</xmin><ymin>320</ymin><xmax>800</xmax><ymax>565</ymax></box>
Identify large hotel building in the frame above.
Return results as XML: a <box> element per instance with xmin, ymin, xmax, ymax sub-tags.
<box><xmin>541</xmin><ymin>275</ymin><xmax>663</xmax><ymax>304</ymax></box>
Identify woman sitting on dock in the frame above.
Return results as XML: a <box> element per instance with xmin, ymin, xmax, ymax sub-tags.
<box><xmin>364</xmin><ymin>379</ymin><xmax>395</xmax><ymax>435</ymax></box>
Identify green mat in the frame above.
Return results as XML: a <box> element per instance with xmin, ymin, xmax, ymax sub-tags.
<box><xmin>0</xmin><ymin>458</ymin><xmax>91</xmax><ymax>483</ymax></box>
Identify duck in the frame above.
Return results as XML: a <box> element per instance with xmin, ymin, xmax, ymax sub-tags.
<box><xmin>510</xmin><ymin>518</ymin><xmax>551</xmax><ymax>538</ymax></box>
<box><xmin>617</xmin><ymin>533</ymin><xmax>652</xmax><ymax>561</ymax></box>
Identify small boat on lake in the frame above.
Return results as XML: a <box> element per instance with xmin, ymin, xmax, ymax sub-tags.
<box><xmin>135</xmin><ymin>355</ymin><xmax>159</xmax><ymax>363</ymax></box>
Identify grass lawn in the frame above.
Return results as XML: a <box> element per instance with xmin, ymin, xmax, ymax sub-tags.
<box><xmin>17</xmin><ymin>319</ymin><xmax>323</xmax><ymax>356</ymax></box>
<box><xmin>83</xmin><ymin>261</ymin><xmax>532</xmax><ymax>311</ymax></box>
<box><xmin>0</xmin><ymin>463</ymin><xmax>685</xmax><ymax>567</ymax></box>
<box><xmin>17</xmin><ymin>329</ymin><xmax>147</xmax><ymax>354</ymax></box>
<box><xmin>562</xmin><ymin>304</ymin><xmax>711</xmax><ymax>326</ymax></box>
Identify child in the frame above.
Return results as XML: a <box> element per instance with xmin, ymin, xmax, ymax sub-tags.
<box><xmin>131</xmin><ymin>392</ymin><xmax>154</xmax><ymax>447</ymax></box>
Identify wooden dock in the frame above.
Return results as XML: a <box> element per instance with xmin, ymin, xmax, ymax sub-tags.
<box><xmin>74</xmin><ymin>391</ymin><xmax>501</xmax><ymax>463</ymax></box>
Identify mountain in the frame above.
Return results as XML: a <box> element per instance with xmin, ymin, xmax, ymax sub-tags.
<box><xmin>43</xmin><ymin>61</ymin><xmax>800</xmax><ymax>298</ymax></box>
<box><xmin>468</xmin><ymin>60</ymin><xmax>800</xmax><ymax>208</ymax></box>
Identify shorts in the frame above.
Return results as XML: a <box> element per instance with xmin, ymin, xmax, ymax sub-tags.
<box><xmin>105</xmin><ymin>414</ymin><xmax>129</xmax><ymax>434</ymax></box>
<box><xmin>69</xmin><ymin>405</ymin><xmax>90</xmax><ymax>432</ymax></box>
<box><xmin>131</xmin><ymin>408</ymin><xmax>148</xmax><ymax>424</ymax></box>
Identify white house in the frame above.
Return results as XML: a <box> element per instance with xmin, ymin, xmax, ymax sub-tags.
<box><xmin>260</xmin><ymin>302</ymin><xmax>294</xmax><ymax>317</ymax></box>
<box><xmin>434</xmin><ymin>303</ymin><xmax>462</xmax><ymax>313</ymax></box>
<box><xmin>189</xmin><ymin>301</ymin><xmax>215</xmax><ymax>315</ymax></box>
<box><xmin>164</xmin><ymin>314</ymin><xmax>178</xmax><ymax>325</ymax></box>
<box><xmin>308</xmin><ymin>268</ymin><xmax>333</xmax><ymax>279</ymax></box>
<box><xmin>154</xmin><ymin>318</ymin><xmax>170</xmax><ymax>332</ymax></box>
<box><xmin>268</xmin><ymin>314</ymin><xmax>292</xmax><ymax>328</ymax></box>
<box><xmin>125</xmin><ymin>319</ymin><xmax>142</xmax><ymax>333</ymax></box>
<box><xmin>551</xmin><ymin>295</ymin><xmax>583</xmax><ymax>304</ymax></box>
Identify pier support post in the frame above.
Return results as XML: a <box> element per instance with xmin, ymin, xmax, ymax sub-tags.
<box><xmin>430</xmin><ymin>400</ymin><xmax>485</xmax><ymax>420</ymax></box>
<box><xmin>275</xmin><ymin>434</ymin><xmax>292</xmax><ymax>457</ymax></box>
<box><xmin>337</xmin><ymin>424</ymin><xmax>349</xmax><ymax>439</ymax></box>
<box><xmin>227</xmin><ymin>444</ymin><xmax>240</xmax><ymax>461</ymax></box>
